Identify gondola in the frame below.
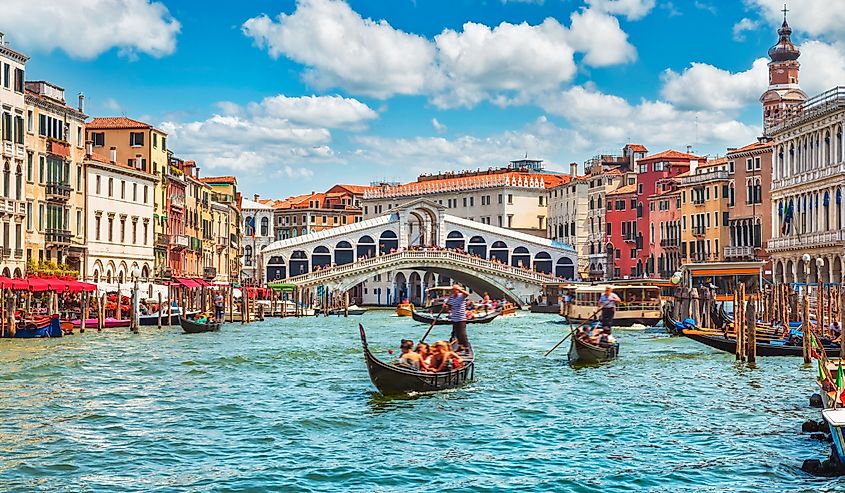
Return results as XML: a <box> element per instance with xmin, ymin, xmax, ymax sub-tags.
<box><xmin>410</xmin><ymin>307</ymin><xmax>500</xmax><ymax>325</ymax></box>
<box><xmin>180</xmin><ymin>317</ymin><xmax>222</xmax><ymax>334</ymax></box>
<box><xmin>568</xmin><ymin>335</ymin><xmax>618</xmax><ymax>364</ymax></box>
<box><xmin>359</xmin><ymin>324</ymin><xmax>474</xmax><ymax>395</ymax></box>
<box><xmin>139</xmin><ymin>307</ymin><xmax>199</xmax><ymax>326</ymax></box>
<box><xmin>681</xmin><ymin>328</ymin><xmax>841</xmax><ymax>357</ymax></box>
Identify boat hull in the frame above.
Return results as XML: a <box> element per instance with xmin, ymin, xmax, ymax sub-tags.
<box><xmin>411</xmin><ymin>308</ymin><xmax>500</xmax><ymax>325</ymax></box>
<box><xmin>568</xmin><ymin>336</ymin><xmax>618</xmax><ymax>364</ymax></box>
<box><xmin>682</xmin><ymin>329</ymin><xmax>841</xmax><ymax>357</ymax></box>
<box><xmin>359</xmin><ymin>324</ymin><xmax>473</xmax><ymax>395</ymax></box>
<box><xmin>15</xmin><ymin>318</ymin><xmax>62</xmax><ymax>338</ymax></box>
<box><xmin>180</xmin><ymin>318</ymin><xmax>222</xmax><ymax>334</ymax></box>
<box><xmin>396</xmin><ymin>304</ymin><xmax>413</xmax><ymax>317</ymax></box>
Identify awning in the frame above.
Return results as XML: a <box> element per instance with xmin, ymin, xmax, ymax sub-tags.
<box><xmin>193</xmin><ymin>278</ymin><xmax>210</xmax><ymax>287</ymax></box>
<box><xmin>27</xmin><ymin>278</ymin><xmax>51</xmax><ymax>292</ymax></box>
<box><xmin>66</xmin><ymin>280</ymin><xmax>97</xmax><ymax>293</ymax></box>
<box><xmin>0</xmin><ymin>277</ymin><xmax>27</xmax><ymax>290</ymax></box>
<box><xmin>175</xmin><ymin>277</ymin><xmax>201</xmax><ymax>289</ymax></box>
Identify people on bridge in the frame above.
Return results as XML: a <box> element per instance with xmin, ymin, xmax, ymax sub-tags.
<box><xmin>447</xmin><ymin>283</ymin><xmax>471</xmax><ymax>349</ymax></box>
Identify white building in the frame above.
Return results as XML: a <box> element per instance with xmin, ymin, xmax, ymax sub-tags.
<box><xmin>241</xmin><ymin>195</ymin><xmax>274</xmax><ymax>284</ymax></box>
<box><xmin>547</xmin><ymin>163</ymin><xmax>589</xmax><ymax>279</ymax></box>
<box><xmin>85</xmin><ymin>148</ymin><xmax>156</xmax><ymax>282</ymax></box>
<box><xmin>0</xmin><ymin>33</ymin><xmax>28</xmax><ymax>276</ymax></box>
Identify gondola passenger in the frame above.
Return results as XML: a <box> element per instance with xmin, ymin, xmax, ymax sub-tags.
<box><xmin>415</xmin><ymin>342</ymin><xmax>433</xmax><ymax>371</ymax></box>
<box><xmin>429</xmin><ymin>341</ymin><xmax>463</xmax><ymax>372</ymax></box>
<box><xmin>396</xmin><ymin>339</ymin><xmax>422</xmax><ymax>370</ymax></box>
<box><xmin>597</xmin><ymin>328</ymin><xmax>617</xmax><ymax>348</ymax></box>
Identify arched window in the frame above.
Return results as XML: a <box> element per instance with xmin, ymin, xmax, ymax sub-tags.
<box><xmin>379</xmin><ymin>230</ymin><xmax>398</xmax><ymax>253</ymax></box>
<box><xmin>260</xmin><ymin>217</ymin><xmax>269</xmax><ymax>236</ymax></box>
<box><xmin>467</xmin><ymin>236</ymin><xmax>486</xmax><ymax>258</ymax></box>
<box><xmin>313</xmin><ymin>246</ymin><xmax>331</xmax><ymax>269</ymax></box>
<box><xmin>244</xmin><ymin>245</ymin><xmax>253</xmax><ymax>266</ymax></box>
<box><xmin>357</xmin><ymin>235</ymin><xmax>376</xmax><ymax>259</ymax></box>
<box><xmin>511</xmin><ymin>246</ymin><xmax>530</xmax><ymax>268</ymax></box>
<box><xmin>266</xmin><ymin>255</ymin><xmax>286</xmax><ymax>280</ymax></box>
<box><xmin>290</xmin><ymin>250</ymin><xmax>309</xmax><ymax>275</ymax></box>
<box><xmin>555</xmin><ymin>257</ymin><xmax>575</xmax><ymax>279</ymax></box>
<box><xmin>335</xmin><ymin>240</ymin><xmax>354</xmax><ymax>265</ymax></box>
<box><xmin>445</xmin><ymin>231</ymin><xmax>465</xmax><ymax>250</ymax></box>
<box><xmin>533</xmin><ymin>252</ymin><xmax>552</xmax><ymax>274</ymax></box>
<box><xmin>489</xmin><ymin>241</ymin><xmax>508</xmax><ymax>263</ymax></box>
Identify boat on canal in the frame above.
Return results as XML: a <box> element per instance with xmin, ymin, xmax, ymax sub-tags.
<box><xmin>562</xmin><ymin>285</ymin><xmax>662</xmax><ymax>327</ymax></box>
<box><xmin>15</xmin><ymin>316</ymin><xmax>62</xmax><ymax>338</ymax></box>
<box><xmin>70</xmin><ymin>317</ymin><xmax>131</xmax><ymax>329</ymax></box>
<box><xmin>568</xmin><ymin>334</ymin><xmax>619</xmax><ymax>364</ymax></box>
<box><xmin>139</xmin><ymin>306</ymin><xmax>200</xmax><ymax>326</ymax></box>
<box><xmin>358</xmin><ymin>324</ymin><xmax>474</xmax><ymax>395</ymax></box>
<box><xmin>410</xmin><ymin>306</ymin><xmax>500</xmax><ymax>325</ymax></box>
<box><xmin>395</xmin><ymin>300</ymin><xmax>414</xmax><ymax>317</ymax></box>
<box><xmin>680</xmin><ymin>327</ymin><xmax>841</xmax><ymax>357</ymax></box>
<box><xmin>180</xmin><ymin>317</ymin><xmax>222</xmax><ymax>334</ymax></box>
<box><xmin>327</xmin><ymin>304</ymin><xmax>367</xmax><ymax>316</ymax></box>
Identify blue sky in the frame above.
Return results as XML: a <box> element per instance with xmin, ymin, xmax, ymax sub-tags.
<box><xmin>5</xmin><ymin>0</ymin><xmax>845</xmax><ymax>198</ymax></box>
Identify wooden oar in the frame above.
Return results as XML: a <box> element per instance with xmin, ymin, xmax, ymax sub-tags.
<box><xmin>544</xmin><ymin>307</ymin><xmax>603</xmax><ymax>357</ymax></box>
<box><xmin>419</xmin><ymin>302</ymin><xmax>449</xmax><ymax>343</ymax></box>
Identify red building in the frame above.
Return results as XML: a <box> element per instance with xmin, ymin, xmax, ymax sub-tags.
<box><xmin>605</xmin><ymin>184</ymin><xmax>639</xmax><ymax>279</ymax></box>
<box><xmin>634</xmin><ymin>150</ymin><xmax>702</xmax><ymax>276</ymax></box>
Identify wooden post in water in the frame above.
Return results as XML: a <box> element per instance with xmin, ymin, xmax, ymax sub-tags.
<box><xmin>80</xmin><ymin>294</ymin><xmax>88</xmax><ymax>334</ymax></box>
<box><xmin>803</xmin><ymin>287</ymin><xmax>811</xmax><ymax>364</ymax></box>
<box><xmin>747</xmin><ymin>292</ymin><xmax>757</xmax><ymax>364</ymax></box>
<box><xmin>98</xmin><ymin>293</ymin><xmax>105</xmax><ymax>331</ymax></box>
<box><xmin>734</xmin><ymin>287</ymin><xmax>742</xmax><ymax>361</ymax></box>
<box><xmin>344</xmin><ymin>291</ymin><xmax>349</xmax><ymax>318</ymax></box>
<box><xmin>157</xmin><ymin>292</ymin><xmax>162</xmax><ymax>328</ymax></box>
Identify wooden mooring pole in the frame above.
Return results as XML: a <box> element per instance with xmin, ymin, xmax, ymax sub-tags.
<box><xmin>803</xmin><ymin>286</ymin><xmax>811</xmax><ymax>365</ymax></box>
<box><xmin>747</xmin><ymin>292</ymin><xmax>757</xmax><ymax>364</ymax></box>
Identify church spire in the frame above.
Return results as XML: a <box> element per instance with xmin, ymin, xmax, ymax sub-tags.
<box><xmin>760</xmin><ymin>4</ymin><xmax>806</xmax><ymax>135</ymax></box>
<box><xmin>768</xmin><ymin>5</ymin><xmax>800</xmax><ymax>62</ymax></box>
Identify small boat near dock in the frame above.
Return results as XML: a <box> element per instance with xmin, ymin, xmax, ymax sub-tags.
<box><xmin>180</xmin><ymin>317</ymin><xmax>222</xmax><ymax>334</ymax></box>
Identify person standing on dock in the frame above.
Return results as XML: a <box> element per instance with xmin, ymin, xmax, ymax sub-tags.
<box><xmin>213</xmin><ymin>291</ymin><xmax>225</xmax><ymax>321</ymax></box>
<box><xmin>598</xmin><ymin>286</ymin><xmax>621</xmax><ymax>329</ymax></box>
<box><xmin>447</xmin><ymin>284</ymin><xmax>471</xmax><ymax>349</ymax></box>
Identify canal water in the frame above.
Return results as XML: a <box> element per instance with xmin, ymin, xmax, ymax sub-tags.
<box><xmin>0</xmin><ymin>312</ymin><xmax>835</xmax><ymax>492</ymax></box>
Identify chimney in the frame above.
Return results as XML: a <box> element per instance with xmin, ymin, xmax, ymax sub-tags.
<box><xmin>253</xmin><ymin>194</ymin><xmax>260</xmax><ymax>201</ymax></box>
<box><xmin>569</xmin><ymin>162</ymin><xmax>577</xmax><ymax>177</ymax></box>
<box><xmin>78</xmin><ymin>93</ymin><xmax>85</xmax><ymax>113</ymax></box>
<box><xmin>85</xmin><ymin>140</ymin><xmax>93</xmax><ymax>158</ymax></box>
<box><xmin>0</xmin><ymin>33</ymin><xmax>4</xmax><ymax>45</ymax></box>
<box><xmin>686</xmin><ymin>145</ymin><xmax>693</xmax><ymax>154</ymax></box>
<box><xmin>195</xmin><ymin>167</ymin><xmax>200</xmax><ymax>179</ymax></box>
<box><xmin>109</xmin><ymin>147</ymin><xmax>117</xmax><ymax>164</ymax></box>
<box><xmin>690</xmin><ymin>159</ymin><xmax>699</xmax><ymax>175</ymax></box>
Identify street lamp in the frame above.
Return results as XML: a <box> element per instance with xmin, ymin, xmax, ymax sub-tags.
<box><xmin>803</xmin><ymin>253</ymin><xmax>811</xmax><ymax>282</ymax></box>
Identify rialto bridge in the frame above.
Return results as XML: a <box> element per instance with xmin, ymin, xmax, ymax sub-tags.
<box><xmin>260</xmin><ymin>199</ymin><xmax>578</xmax><ymax>307</ymax></box>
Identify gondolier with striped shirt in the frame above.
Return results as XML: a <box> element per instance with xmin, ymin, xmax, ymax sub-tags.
<box><xmin>598</xmin><ymin>285</ymin><xmax>621</xmax><ymax>329</ymax></box>
<box><xmin>447</xmin><ymin>284</ymin><xmax>471</xmax><ymax>349</ymax></box>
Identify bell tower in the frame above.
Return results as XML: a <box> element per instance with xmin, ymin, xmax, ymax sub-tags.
<box><xmin>760</xmin><ymin>5</ymin><xmax>807</xmax><ymax>134</ymax></box>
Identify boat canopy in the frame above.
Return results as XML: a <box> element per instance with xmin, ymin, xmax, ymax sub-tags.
<box><xmin>823</xmin><ymin>409</ymin><xmax>845</xmax><ymax>427</ymax></box>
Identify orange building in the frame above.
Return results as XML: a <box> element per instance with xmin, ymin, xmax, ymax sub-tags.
<box><xmin>269</xmin><ymin>184</ymin><xmax>364</xmax><ymax>240</ymax></box>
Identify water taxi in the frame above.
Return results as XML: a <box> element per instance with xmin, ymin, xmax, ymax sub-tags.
<box><xmin>563</xmin><ymin>285</ymin><xmax>662</xmax><ymax>326</ymax></box>
<box><xmin>396</xmin><ymin>300</ymin><xmax>414</xmax><ymax>317</ymax></box>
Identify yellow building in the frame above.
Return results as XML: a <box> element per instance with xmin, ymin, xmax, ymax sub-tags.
<box><xmin>85</xmin><ymin>116</ymin><xmax>168</xmax><ymax>278</ymax></box>
<box><xmin>24</xmin><ymin>81</ymin><xmax>87</xmax><ymax>276</ymax></box>
<box><xmin>678</xmin><ymin>158</ymin><xmax>731</xmax><ymax>264</ymax></box>
<box><xmin>201</xmin><ymin>176</ymin><xmax>241</xmax><ymax>283</ymax></box>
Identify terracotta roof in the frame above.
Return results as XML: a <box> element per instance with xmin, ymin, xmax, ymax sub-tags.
<box><xmin>625</xmin><ymin>144</ymin><xmax>648</xmax><ymax>152</ymax></box>
<box><xmin>86</xmin><ymin>116</ymin><xmax>152</xmax><ymax>130</ymax></box>
<box><xmin>331</xmin><ymin>184</ymin><xmax>370</xmax><ymax>194</ymax></box>
<box><xmin>607</xmin><ymin>184</ymin><xmax>637</xmax><ymax>196</ymax></box>
<box><xmin>603</xmin><ymin>169</ymin><xmax>623</xmax><ymax>176</ymax></box>
<box><xmin>365</xmin><ymin>172</ymin><xmax>568</xmax><ymax>199</ymax></box>
<box><xmin>640</xmin><ymin>150</ymin><xmax>705</xmax><ymax>162</ymax></box>
<box><xmin>699</xmin><ymin>157</ymin><xmax>728</xmax><ymax>168</ymax></box>
<box><xmin>728</xmin><ymin>141</ymin><xmax>773</xmax><ymax>154</ymax></box>
<box><xmin>201</xmin><ymin>176</ymin><xmax>238</xmax><ymax>185</ymax></box>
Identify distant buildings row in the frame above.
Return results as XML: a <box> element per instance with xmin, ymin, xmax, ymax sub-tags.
<box><xmin>0</xmin><ymin>33</ymin><xmax>241</xmax><ymax>284</ymax></box>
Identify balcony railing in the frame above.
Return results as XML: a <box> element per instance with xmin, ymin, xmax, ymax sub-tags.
<box><xmin>680</xmin><ymin>170</ymin><xmax>729</xmax><ymax>186</ymax></box>
<box><xmin>767</xmin><ymin>229</ymin><xmax>845</xmax><ymax>252</ymax></box>
<box><xmin>14</xmin><ymin>248</ymin><xmax>22</xmax><ymax>258</ymax></box>
<box><xmin>660</xmin><ymin>238</ymin><xmax>680</xmax><ymax>248</ymax></box>
<box><xmin>769</xmin><ymin>86</ymin><xmax>845</xmax><ymax>134</ymax></box>
<box><xmin>45</xmin><ymin>228</ymin><xmax>72</xmax><ymax>245</ymax></box>
<box><xmin>155</xmin><ymin>232</ymin><xmax>169</xmax><ymax>247</ymax></box>
<box><xmin>772</xmin><ymin>162</ymin><xmax>845</xmax><ymax>191</ymax></box>
<box><xmin>171</xmin><ymin>196</ymin><xmax>185</xmax><ymax>209</ymax></box>
<box><xmin>724</xmin><ymin>245</ymin><xmax>756</xmax><ymax>259</ymax></box>
<box><xmin>169</xmin><ymin>234</ymin><xmax>189</xmax><ymax>249</ymax></box>
<box><xmin>624</xmin><ymin>234</ymin><xmax>637</xmax><ymax>243</ymax></box>
<box><xmin>692</xmin><ymin>227</ymin><xmax>706</xmax><ymax>237</ymax></box>
<box><xmin>45</xmin><ymin>182</ymin><xmax>71</xmax><ymax>202</ymax></box>
<box><xmin>46</xmin><ymin>139</ymin><xmax>70</xmax><ymax>158</ymax></box>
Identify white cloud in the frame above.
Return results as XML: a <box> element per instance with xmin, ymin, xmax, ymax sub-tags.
<box><xmin>432</xmin><ymin>118</ymin><xmax>447</xmax><ymax>133</ymax></box>
<box><xmin>567</xmin><ymin>8</ymin><xmax>637</xmax><ymax>66</ymax></box>
<box><xmin>160</xmin><ymin>94</ymin><xmax>376</xmax><ymax>172</ymax></box>
<box><xmin>242</xmin><ymin>0</ymin><xmax>436</xmax><ymax>98</ymax></box>
<box><xmin>103</xmin><ymin>98</ymin><xmax>123</xmax><ymax>112</ymax></box>
<box><xmin>541</xmin><ymin>85</ymin><xmax>758</xmax><ymax>154</ymax></box>
<box><xmin>2</xmin><ymin>0</ymin><xmax>180</xmax><ymax>59</ymax></box>
<box><xmin>733</xmin><ymin>17</ymin><xmax>760</xmax><ymax>41</ymax></box>
<box><xmin>797</xmin><ymin>40</ymin><xmax>845</xmax><ymax>96</ymax></box>
<box><xmin>243</xmin><ymin>0</ymin><xmax>636</xmax><ymax>107</ymax></box>
<box><xmin>660</xmin><ymin>58</ymin><xmax>768</xmax><ymax>111</ymax></box>
<box><xmin>746</xmin><ymin>0</ymin><xmax>845</xmax><ymax>39</ymax></box>
<box><xmin>585</xmin><ymin>0</ymin><xmax>656</xmax><ymax>20</ymax></box>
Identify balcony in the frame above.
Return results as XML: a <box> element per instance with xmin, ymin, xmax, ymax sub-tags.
<box><xmin>692</xmin><ymin>199</ymin><xmax>705</xmax><ymax>207</ymax></box>
<box><xmin>216</xmin><ymin>236</ymin><xmax>228</xmax><ymax>250</ymax></box>
<box><xmin>2</xmin><ymin>141</ymin><xmax>12</xmax><ymax>158</ymax></box>
<box><xmin>45</xmin><ymin>228</ymin><xmax>72</xmax><ymax>246</ymax></box>
<box><xmin>0</xmin><ymin>198</ymin><xmax>25</xmax><ymax>217</ymax></box>
<box><xmin>767</xmin><ymin>229</ymin><xmax>845</xmax><ymax>252</ymax></box>
<box><xmin>14</xmin><ymin>249</ymin><xmax>22</xmax><ymax>258</ymax></box>
<box><xmin>692</xmin><ymin>227</ymin><xmax>706</xmax><ymax>237</ymax></box>
<box><xmin>724</xmin><ymin>245</ymin><xmax>756</xmax><ymax>259</ymax></box>
<box><xmin>772</xmin><ymin>162</ymin><xmax>845</xmax><ymax>191</ymax></box>
<box><xmin>689</xmin><ymin>253</ymin><xmax>712</xmax><ymax>263</ymax></box>
<box><xmin>169</xmin><ymin>234</ymin><xmax>189</xmax><ymax>250</ymax></box>
<box><xmin>155</xmin><ymin>232</ymin><xmax>169</xmax><ymax>247</ymax></box>
<box><xmin>680</xmin><ymin>170</ymin><xmax>729</xmax><ymax>186</ymax></box>
<box><xmin>46</xmin><ymin>139</ymin><xmax>70</xmax><ymax>158</ymax></box>
<box><xmin>203</xmin><ymin>266</ymin><xmax>217</xmax><ymax>280</ymax></box>
<box><xmin>660</xmin><ymin>238</ymin><xmax>680</xmax><ymax>248</ymax></box>
<box><xmin>45</xmin><ymin>182</ymin><xmax>71</xmax><ymax>202</ymax></box>
<box><xmin>624</xmin><ymin>234</ymin><xmax>637</xmax><ymax>243</ymax></box>
<box><xmin>170</xmin><ymin>195</ymin><xmax>185</xmax><ymax>210</ymax></box>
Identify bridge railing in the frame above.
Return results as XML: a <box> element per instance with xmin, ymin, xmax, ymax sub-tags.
<box><xmin>284</xmin><ymin>249</ymin><xmax>565</xmax><ymax>285</ymax></box>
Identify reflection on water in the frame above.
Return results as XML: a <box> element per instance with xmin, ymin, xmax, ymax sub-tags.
<box><xmin>0</xmin><ymin>311</ymin><xmax>834</xmax><ymax>492</ymax></box>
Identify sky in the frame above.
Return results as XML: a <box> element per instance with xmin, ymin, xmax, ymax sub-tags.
<box><xmin>4</xmin><ymin>0</ymin><xmax>845</xmax><ymax>199</ymax></box>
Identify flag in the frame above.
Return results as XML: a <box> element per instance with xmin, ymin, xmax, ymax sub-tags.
<box><xmin>781</xmin><ymin>201</ymin><xmax>794</xmax><ymax>235</ymax></box>
<box><xmin>819</xmin><ymin>360</ymin><xmax>828</xmax><ymax>383</ymax></box>
<box><xmin>246</xmin><ymin>216</ymin><xmax>256</xmax><ymax>238</ymax></box>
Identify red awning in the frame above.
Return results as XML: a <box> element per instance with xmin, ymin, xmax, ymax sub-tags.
<box><xmin>176</xmin><ymin>277</ymin><xmax>201</xmax><ymax>289</ymax></box>
<box><xmin>193</xmin><ymin>278</ymin><xmax>210</xmax><ymax>287</ymax></box>
<box><xmin>9</xmin><ymin>278</ymin><xmax>29</xmax><ymax>290</ymax></box>
<box><xmin>66</xmin><ymin>280</ymin><xmax>97</xmax><ymax>293</ymax></box>
<box><xmin>27</xmin><ymin>278</ymin><xmax>51</xmax><ymax>292</ymax></box>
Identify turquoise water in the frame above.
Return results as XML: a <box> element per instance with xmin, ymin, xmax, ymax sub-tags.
<box><xmin>0</xmin><ymin>312</ymin><xmax>835</xmax><ymax>492</ymax></box>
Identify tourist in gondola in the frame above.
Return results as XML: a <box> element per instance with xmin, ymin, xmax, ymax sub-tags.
<box><xmin>429</xmin><ymin>341</ymin><xmax>464</xmax><ymax>371</ymax></box>
<box><xmin>396</xmin><ymin>339</ymin><xmax>422</xmax><ymax>370</ymax></box>
<box><xmin>447</xmin><ymin>283</ymin><xmax>471</xmax><ymax>349</ymax></box>
<box><xmin>415</xmin><ymin>342</ymin><xmax>433</xmax><ymax>370</ymax></box>
<box><xmin>598</xmin><ymin>285</ymin><xmax>621</xmax><ymax>329</ymax></box>
<box><xmin>597</xmin><ymin>328</ymin><xmax>617</xmax><ymax>348</ymax></box>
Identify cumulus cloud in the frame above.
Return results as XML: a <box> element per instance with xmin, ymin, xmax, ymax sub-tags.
<box><xmin>747</xmin><ymin>0</ymin><xmax>845</xmax><ymax>39</ymax></box>
<box><xmin>660</xmin><ymin>58</ymin><xmax>769</xmax><ymax>111</ymax></box>
<box><xmin>733</xmin><ymin>17</ymin><xmax>760</xmax><ymax>41</ymax></box>
<box><xmin>432</xmin><ymin>118</ymin><xmax>447</xmax><ymax>133</ymax></box>
<box><xmin>160</xmin><ymin>94</ymin><xmax>376</xmax><ymax>172</ymax></box>
<box><xmin>1</xmin><ymin>0</ymin><xmax>180</xmax><ymax>59</ymax></box>
<box><xmin>797</xmin><ymin>40</ymin><xmax>845</xmax><ymax>96</ymax></box>
<box><xmin>585</xmin><ymin>0</ymin><xmax>656</xmax><ymax>20</ymax></box>
<box><xmin>243</xmin><ymin>0</ymin><xmax>636</xmax><ymax>107</ymax></box>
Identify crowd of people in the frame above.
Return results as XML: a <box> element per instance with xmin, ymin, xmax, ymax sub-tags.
<box><xmin>396</xmin><ymin>339</ymin><xmax>464</xmax><ymax>372</ymax></box>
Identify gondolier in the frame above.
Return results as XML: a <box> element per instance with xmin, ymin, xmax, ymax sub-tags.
<box><xmin>447</xmin><ymin>284</ymin><xmax>471</xmax><ymax>349</ymax></box>
<box><xmin>598</xmin><ymin>286</ymin><xmax>621</xmax><ymax>329</ymax></box>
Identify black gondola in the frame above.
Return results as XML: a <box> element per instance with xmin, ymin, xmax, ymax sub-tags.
<box><xmin>568</xmin><ymin>335</ymin><xmax>618</xmax><ymax>364</ymax></box>
<box><xmin>410</xmin><ymin>307</ymin><xmax>500</xmax><ymax>325</ymax></box>
<box><xmin>180</xmin><ymin>318</ymin><xmax>222</xmax><ymax>334</ymax></box>
<box><xmin>681</xmin><ymin>328</ymin><xmax>841</xmax><ymax>357</ymax></box>
<box><xmin>139</xmin><ymin>309</ymin><xmax>200</xmax><ymax>326</ymax></box>
<box><xmin>359</xmin><ymin>324</ymin><xmax>474</xmax><ymax>395</ymax></box>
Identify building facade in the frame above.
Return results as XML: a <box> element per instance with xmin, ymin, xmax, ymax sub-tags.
<box><xmin>241</xmin><ymin>196</ymin><xmax>274</xmax><ymax>284</ymax></box>
<box><xmin>0</xmin><ymin>34</ymin><xmax>27</xmax><ymax>277</ymax></box>
<box><xmin>605</xmin><ymin>184</ymin><xmax>639</xmax><ymax>279</ymax></box>
<box><xmin>725</xmin><ymin>140</ymin><xmax>773</xmax><ymax>262</ymax></box>
<box><xmin>84</xmin><ymin>148</ymin><xmax>156</xmax><ymax>282</ymax></box>
<box><xmin>647</xmin><ymin>184</ymin><xmax>682</xmax><ymax>278</ymax></box>
<box><xmin>24</xmin><ymin>81</ymin><xmax>88</xmax><ymax>276</ymax></box>
<box><xmin>678</xmin><ymin>160</ymin><xmax>731</xmax><ymax>264</ymax></box>
<box><xmin>270</xmin><ymin>184</ymin><xmax>364</xmax><ymax>241</ymax></box>
<box><xmin>165</xmin><ymin>154</ymin><xmax>188</xmax><ymax>276</ymax></box>
<box><xmin>202</xmin><ymin>176</ymin><xmax>241</xmax><ymax>284</ymax></box>
<box><xmin>547</xmin><ymin>164</ymin><xmax>589</xmax><ymax>278</ymax></box>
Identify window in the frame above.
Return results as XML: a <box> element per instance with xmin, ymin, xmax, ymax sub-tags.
<box><xmin>92</xmin><ymin>132</ymin><xmax>105</xmax><ymax>147</ymax></box>
<box><xmin>143</xmin><ymin>222</ymin><xmax>148</xmax><ymax>245</ymax></box>
<box><xmin>538</xmin><ymin>195</ymin><xmax>544</xmax><ymax>206</ymax></box>
<box><xmin>26</xmin><ymin>202</ymin><xmax>32</xmax><ymax>230</ymax></box>
<box><xmin>754</xmin><ymin>157</ymin><xmax>761</xmax><ymax>170</ymax></box>
<box><xmin>14</xmin><ymin>68</ymin><xmax>24</xmax><ymax>93</ymax></box>
<box><xmin>14</xmin><ymin>115</ymin><xmax>23</xmax><ymax>144</ymax></box>
<box><xmin>132</xmin><ymin>221</ymin><xmax>137</xmax><ymax>244</ymax></box>
<box><xmin>133</xmin><ymin>183</ymin><xmax>138</xmax><ymax>201</ymax></box>
<box><xmin>728</xmin><ymin>160</ymin><xmax>735</xmax><ymax>173</ymax></box>
<box><xmin>1</xmin><ymin>112</ymin><xmax>10</xmax><ymax>141</ymax></box>
<box><xmin>153</xmin><ymin>133</ymin><xmax>158</xmax><ymax>148</ymax></box>
<box><xmin>38</xmin><ymin>156</ymin><xmax>44</xmax><ymax>184</ymax></box>
<box><xmin>143</xmin><ymin>185</ymin><xmax>148</xmax><ymax>203</ymax></box>
<box><xmin>76</xmin><ymin>166</ymin><xmax>82</xmax><ymax>191</ymax></box>
<box><xmin>121</xmin><ymin>180</ymin><xmax>125</xmax><ymax>199</ymax></box>
<box><xmin>76</xmin><ymin>210</ymin><xmax>82</xmax><ymax>237</ymax></box>
<box><xmin>469</xmin><ymin>197</ymin><xmax>474</xmax><ymax>207</ymax></box>
<box><xmin>463</xmin><ymin>197</ymin><xmax>467</xmax><ymax>207</ymax></box>
<box><xmin>120</xmin><ymin>219</ymin><xmax>126</xmax><ymax>242</ymax></box>
<box><xmin>108</xmin><ymin>217</ymin><xmax>113</xmax><ymax>242</ymax></box>
<box><xmin>2</xmin><ymin>63</ymin><xmax>8</xmax><ymax>89</ymax></box>
<box><xmin>507</xmin><ymin>194</ymin><xmax>513</xmax><ymax>205</ymax></box>
<box><xmin>26</xmin><ymin>153</ymin><xmax>32</xmax><ymax>182</ymax></box>
<box><xmin>498</xmin><ymin>194</ymin><xmax>503</xmax><ymax>204</ymax></box>
<box><xmin>38</xmin><ymin>203</ymin><xmax>44</xmax><ymax>232</ymax></box>
<box><xmin>108</xmin><ymin>177</ymin><xmax>113</xmax><ymax>197</ymax></box>
<box><xmin>130</xmin><ymin>132</ymin><xmax>144</xmax><ymax>147</ymax></box>
<box><xmin>162</xmin><ymin>136</ymin><xmax>167</xmax><ymax>149</ymax></box>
